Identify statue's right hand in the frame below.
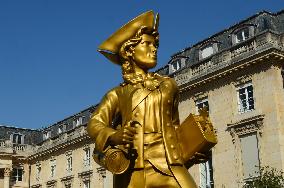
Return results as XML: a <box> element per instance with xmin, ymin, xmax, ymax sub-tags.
<box><xmin>108</xmin><ymin>126</ymin><xmax>137</xmax><ymax>146</ymax></box>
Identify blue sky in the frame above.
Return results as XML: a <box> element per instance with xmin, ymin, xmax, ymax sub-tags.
<box><xmin>0</xmin><ymin>1</ymin><xmax>283</xmax><ymax>129</ymax></box>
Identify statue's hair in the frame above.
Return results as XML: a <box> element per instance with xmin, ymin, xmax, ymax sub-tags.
<box><xmin>119</xmin><ymin>26</ymin><xmax>159</xmax><ymax>84</ymax></box>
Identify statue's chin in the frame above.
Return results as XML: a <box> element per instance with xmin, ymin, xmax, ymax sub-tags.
<box><xmin>145</xmin><ymin>62</ymin><xmax>157</xmax><ymax>70</ymax></box>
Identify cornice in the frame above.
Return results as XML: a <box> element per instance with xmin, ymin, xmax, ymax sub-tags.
<box><xmin>227</xmin><ymin>114</ymin><xmax>265</xmax><ymax>137</ymax></box>
<box><xmin>28</xmin><ymin>134</ymin><xmax>91</xmax><ymax>161</ymax></box>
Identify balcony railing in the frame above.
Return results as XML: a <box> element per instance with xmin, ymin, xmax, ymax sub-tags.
<box><xmin>173</xmin><ymin>31</ymin><xmax>284</xmax><ymax>86</ymax></box>
<box><xmin>0</xmin><ymin>139</ymin><xmax>35</xmax><ymax>156</ymax></box>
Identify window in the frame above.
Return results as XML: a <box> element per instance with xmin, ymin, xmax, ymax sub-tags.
<box><xmin>73</xmin><ymin>117</ymin><xmax>83</xmax><ymax>127</ymax></box>
<box><xmin>66</xmin><ymin>153</ymin><xmax>72</xmax><ymax>173</ymax></box>
<box><xmin>36</xmin><ymin>163</ymin><xmax>41</xmax><ymax>181</ymax></box>
<box><xmin>83</xmin><ymin>148</ymin><xmax>91</xmax><ymax>167</ymax></box>
<box><xmin>196</xmin><ymin>98</ymin><xmax>209</xmax><ymax>114</ymax></box>
<box><xmin>58</xmin><ymin>125</ymin><xmax>63</xmax><ymax>134</ymax></box>
<box><xmin>50</xmin><ymin>159</ymin><xmax>56</xmax><ymax>178</ymax></box>
<box><xmin>12</xmin><ymin>167</ymin><xmax>23</xmax><ymax>182</ymax></box>
<box><xmin>11</xmin><ymin>133</ymin><xmax>24</xmax><ymax>144</ymax></box>
<box><xmin>235</xmin><ymin>27</ymin><xmax>250</xmax><ymax>44</ymax></box>
<box><xmin>240</xmin><ymin>133</ymin><xmax>260</xmax><ymax>179</ymax></box>
<box><xmin>83</xmin><ymin>180</ymin><xmax>90</xmax><ymax>188</ymax></box>
<box><xmin>200</xmin><ymin>44</ymin><xmax>214</xmax><ymax>59</ymax></box>
<box><xmin>199</xmin><ymin>152</ymin><xmax>214</xmax><ymax>188</ymax></box>
<box><xmin>237</xmin><ymin>83</ymin><xmax>254</xmax><ymax>113</ymax></box>
<box><xmin>171</xmin><ymin>59</ymin><xmax>182</xmax><ymax>72</ymax></box>
<box><xmin>43</xmin><ymin>131</ymin><xmax>51</xmax><ymax>140</ymax></box>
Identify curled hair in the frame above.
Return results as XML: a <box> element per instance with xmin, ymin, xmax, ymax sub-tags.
<box><xmin>119</xmin><ymin>26</ymin><xmax>159</xmax><ymax>84</ymax></box>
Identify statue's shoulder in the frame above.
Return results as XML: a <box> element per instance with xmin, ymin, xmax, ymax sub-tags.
<box><xmin>103</xmin><ymin>85</ymin><xmax>123</xmax><ymax>99</ymax></box>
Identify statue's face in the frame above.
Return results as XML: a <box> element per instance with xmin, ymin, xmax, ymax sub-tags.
<box><xmin>132</xmin><ymin>34</ymin><xmax>157</xmax><ymax>70</ymax></box>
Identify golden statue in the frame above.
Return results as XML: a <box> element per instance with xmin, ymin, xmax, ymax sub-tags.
<box><xmin>87</xmin><ymin>10</ymin><xmax>217</xmax><ymax>188</ymax></box>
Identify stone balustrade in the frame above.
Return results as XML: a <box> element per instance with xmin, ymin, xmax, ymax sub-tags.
<box><xmin>173</xmin><ymin>31</ymin><xmax>284</xmax><ymax>86</ymax></box>
<box><xmin>0</xmin><ymin>139</ymin><xmax>35</xmax><ymax>156</ymax></box>
<box><xmin>36</xmin><ymin>125</ymin><xmax>88</xmax><ymax>153</ymax></box>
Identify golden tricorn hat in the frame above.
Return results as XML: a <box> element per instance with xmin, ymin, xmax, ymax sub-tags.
<box><xmin>98</xmin><ymin>10</ymin><xmax>159</xmax><ymax>65</ymax></box>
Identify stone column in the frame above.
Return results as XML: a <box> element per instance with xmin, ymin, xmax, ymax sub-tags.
<box><xmin>4</xmin><ymin>168</ymin><xmax>11</xmax><ymax>188</ymax></box>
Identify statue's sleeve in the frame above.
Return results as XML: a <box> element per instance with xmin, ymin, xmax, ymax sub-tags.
<box><xmin>87</xmin><ymin>89</ymin><xmax>119</xmax><ymax>152</ymax></box>
<box><xmin>172</xmin><ymin>81</ymin><xmax>180</xmax><ymax>128</ymax></box>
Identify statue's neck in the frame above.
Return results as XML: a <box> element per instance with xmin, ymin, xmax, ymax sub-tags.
<box><xmin>132</xmin><ymin>62</ymin><xmax>148</xmax><ymax>79</ymax></box>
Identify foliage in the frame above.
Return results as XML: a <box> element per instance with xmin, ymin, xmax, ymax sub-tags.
<box><xmin>244</xmin><ymin>166</ymin><xmax>284</xmax><ymax>188</ymax></box>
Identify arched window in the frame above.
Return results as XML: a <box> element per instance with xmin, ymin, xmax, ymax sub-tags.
<box><xmin>231</xmin><ymin>25</ymin><xmax>256</xmax><ymax>45</ymax></box>
<box><xmin>168</xmin><ymin>56</ymin><xmax>188</xmax><ymax>74</ymax></box>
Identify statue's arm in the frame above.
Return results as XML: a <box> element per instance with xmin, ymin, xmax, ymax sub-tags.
<box><xmin>87</xmin><ymin>89</ymin><xmax>119</xmax><ymax>152</ymax></box>
<box><xmin>172</xmin><ymin>80</ymin><xmax>180</xmax><ymax>128</ymax></box>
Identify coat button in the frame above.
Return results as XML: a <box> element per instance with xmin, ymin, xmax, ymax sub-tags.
<box><xmin>166</xmin><ymin>123</ymin><xmax>171</xmax><ymax>127</ymax></box>
<box><xmin>173</xmin><ymin>154</ymin><xmax>179</xmax><ymax>160</ymax></box>
<box><xmin>166</xmin><ymin>111</ymin><xmax>170</xmax><ymax>115</ymax></box>
<box><xmin>170</xmin><ymin>145</ymin><xmax>175</xmax><ymax>149</ymax></box>
<box><xmin>135</xmin><ymin>112</ymin><xmax>139</xmax><ymax>117</ymax></box>
<box><xmin>167</xmin><ymin>100</ymin><xmax>171</xmax><ymax>104</ymax></box>
<box><xmin>168</xmin><ymin>134</ymin><xmax>173</xmax><ymax>138</ymax></box>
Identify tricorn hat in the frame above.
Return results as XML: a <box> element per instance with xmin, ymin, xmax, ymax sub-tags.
<box><xmin>98</xmin><ymin>10</ymin><xmax>159</xmax><ymax>65</ymax></box>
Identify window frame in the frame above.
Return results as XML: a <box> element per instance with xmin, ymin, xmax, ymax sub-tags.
<box><xmin>35</xmin><ymin>163</ymin><xmax>41</xmax><ymax>181</ymax></box>
<box><xmin>199</xmin><ymin>42</ymin><xmax>219</xmax><ymax>60</ymax></box>
<box><xmin>236</xmin><ymin>82</ymin><xmax>255</xmax><ymax>114</ymax></box>
<box><xmin>11</xmin><ymin>133</ymin><xmax>24</xmax><ymax>145</ymax></box>
<box><xmin>83</xmin><ymin>148</ymin><xmax>91</xmax><ymax>167</ymax></box>
<box><xmin>195</xmin><ymin>98</ymin><xmax>209</xmax><ymax>114</ymax></box>
<box><xmin>50</xmin><ymin>158</ymin><xmax>56</xmax><ymax>178</ymax></box>
<box><xmin>239</xmin><ymin>133</ymin><xmax>261</xmax><ymax>179</ymax></box>
<box><xmin>12</xmin><ymin>167</ymin><xmax>24</xmax><ymax>182</ymax></box>
<box><xmin>43</xmin><ymin>130</ymin><xmax>51</xmax><ymax>140</ymax></box>
<box><xmin>231</xmin><ymin>25</ymin><xmax>255</xmax><ymax>45</ymax></box>
<box><xmin>66</xmin><ymin>152</ymin><xmax>73</xmax><ymax>173</ymax></box>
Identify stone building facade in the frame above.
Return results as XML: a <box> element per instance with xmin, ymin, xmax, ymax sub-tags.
<box><xmin>1</xmin><ymin>9</ymin><xmax>284</xmax><ymax>188</ymax></box>
<box><xmin>156</xmin><ymin>9</ymin><xmax>284</xmax><ymax>188</ymax></box>
<box><xmin>0</xmin><ymin>106</ymin><xmax>113</xmax><ymax>188</ymax></box>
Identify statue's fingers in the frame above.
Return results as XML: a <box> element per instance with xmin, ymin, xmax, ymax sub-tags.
<box><xmin>125</xmin><ymin>127</ymin><xmax>137</xmax><ymax>135</ymax></box>
<box><xmin>122</xmin><ymin>135</ymin><xmax>134</xmax><ymax>143</ymax></box>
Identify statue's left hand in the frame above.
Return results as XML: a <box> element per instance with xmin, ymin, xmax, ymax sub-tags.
<box><xmin>190</xmin><ymin>152</ymin><xmax>210</xmax><ymax>164</ymax></box>
<box><xmin>185</xmin><ymin>151</ymin><xmax>211</xmax><ymax>168</ymax></box>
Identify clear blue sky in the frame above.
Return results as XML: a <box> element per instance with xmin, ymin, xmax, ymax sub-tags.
<box><xmin>0</xmin><ymin>1</ymin><xmax>283</xmax><ymax>129</ymax></box>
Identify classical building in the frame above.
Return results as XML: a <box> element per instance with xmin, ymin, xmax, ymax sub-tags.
<box><xmin>1</xmin><ymin>9</ymin><xmax>284</xmax><ymax>188</ymax></box>
<box><xmin>156</xmin><ymin>9</ymin><xmax>284</xmax><ymax>188</ymax></box>
<box><xmin>0</xmin><ymin>106</ymin><xmax>113</xmax><ymax>188</ymax></box>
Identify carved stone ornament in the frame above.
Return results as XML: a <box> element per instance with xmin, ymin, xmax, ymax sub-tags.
<box><xmin>31</xmin><ymin>184</ymin><xmax>42</xmax><ymax>188</ymax></box>
<box><xmin>46</xmin><ymin>180</ymin><xmax>57</xmax><ymax>188</ymax></box>
<box><xmin>97</xmin><ymin>167</ymin><xmax>106</xmax><ymax>179</ymax></box>
<box><xmin>4</xmin><ymin>168</ymin><xmax>12</xmax><ymax>177</ymax></box>
<box><xmin>227</xmin><ymin>114</ymin><xmax>264</xmax><ymax>142</ymax></box>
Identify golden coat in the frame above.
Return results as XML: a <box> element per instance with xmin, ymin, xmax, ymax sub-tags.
<box><xmin>87</xmin><ymin>74</ymin><xmax>184</xmax><ymax>168</ymax></box>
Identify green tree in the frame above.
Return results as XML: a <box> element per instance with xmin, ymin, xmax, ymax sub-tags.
<box><xmin>244</xmin><ymin>166</ymin><xmax>284</xmax><ymax>188</ymax></box>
